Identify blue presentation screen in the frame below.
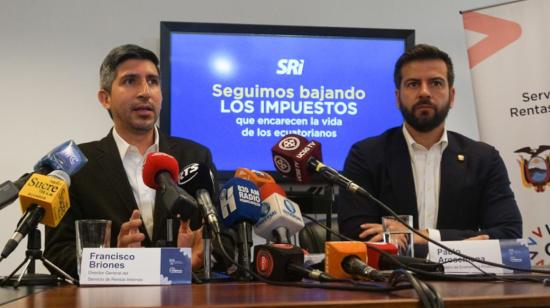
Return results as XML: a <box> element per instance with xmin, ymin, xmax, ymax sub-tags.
<box><xmin>162</xmin><ymin>24</ymin><xmax>411</xmax><ymax>177</ymax></box>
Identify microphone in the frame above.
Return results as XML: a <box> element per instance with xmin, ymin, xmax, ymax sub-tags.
<box><xmin>0</xmin><ymin>180</ymin><xmax>26</xmax><ymax>211</ymax></box>
<box><xmin>219</xmin><ymin>177</ymin><xmax>262</xmax><ymax>280</ymax></box>
<box><xmin>219</xmin><ymin>178</ymin><xmax>262</xmax><ymax>228</ymax></box>
<box><xmin>271</xmin><ymin>134</ymin><xmax>322</xmax><ymax>183</ymax></box>
<box><xmin>254</xmin><ymin>183</ymin><xmax>305</xmax><ymax>244</ymax></box>
<box><xmin>1</xmin><ymin>170</ymin><xmax>71</xmax><ymax>260</ymax></box>
<box><xmin>377</xmin><ymin>253</ymin><xmax>444</xmax><ymax>273</ymax></box>
<box><xmin>179</xmin><ymin>162</ymin><xmax>220</xmax><ymax>235</ymax></box>
<box><xmin>364</xmin><ymin>242</ymin><xmax>443</xmax><ymax>272</ymax></box>
<box><xmin>272</xmin><ymin>135</ymin><xmax>441</xmax><ymax>271</ymax></box>
<box><xmin>273</xmin><ymin>134</ymin><xmax>497</xmax><ymax>277</ymax></box>
<box><xmin>33</xmin><ymin>140</ymin><xmax>88</xmax><ymax>176</ymax></box>
<box><xmin>178</xmin><ymin>162</ymin><xmax>220</xmax><ymax>279</ymax></box>
<box><xmin>142</xmin><ymin>152</ymin><xmax>198</xmax><ymax>220</ymax></box>
<box><xmin>366</xmin><ymin>242</ymin><xmax>398</xmax><ymax>269</ymax></box>
<box><xmin>271</xmin><ymin>134</ymin><xmax>362</xmax><ymax>193</ymax></box>
<box><xmin>0</xmin><ymin>140</ymin><xmax>87</xmax><ymax>210</ymax></box>
<box><xmin>254</xmin><ymin>243</ymin><xmax>332</xmax><ymax>282</ymax></box>
<box><xmin>234</xmin><ymin>168</ymin><xmax>275</xmax><ymax>188</ymax></box>
<box><xmin>325</xmin><ymin>241</ymin><xmax>382</xmax><ymax>280</ymax></box>
<box><xmin>259</xmin><ymin>181</ymin><xmax>287</xmax><ymax>200</ymax></box>
<box><xmin>341</xmin><ymin>255</ymin><xmax>384</xmax><ymax>281</ymax></box>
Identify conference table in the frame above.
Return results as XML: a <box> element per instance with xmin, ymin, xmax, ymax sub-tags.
<box><xmin>2</xmin><ymin>279</ymin><xmax>550</xmax><ymax>307</ymax></box>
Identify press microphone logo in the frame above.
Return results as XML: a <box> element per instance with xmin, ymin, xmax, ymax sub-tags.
<box><xmin>296</xmin><ymin>141</ymin><xmax>318</xmax><ymax>159</ymax></box>
<box><xmin>54</xmin><ymin>187</ymin><xmax>70</xmax><ymax>218</ymax></box>
<box><xmin>278</xmin><ymin>136</ymin><xmax>301</xmax><ymax>151</ymax></box>
<box><xmin>273</xmin><ymin>155</ymin><xmax>291</xmax><ymax>174</ymax></box>
<box><xmin>283</xmin><ymin>199</ymin><xmax>296</xmax><ymax>214</ymax></box>
<box><xmin>27</xmin><ymin>176</ymin><xmax>60</xmax><ymax>194</ymax></box>
<box><xmin>260</xmin><ymin>202</ymin><xmax>270</xmax><ymax>217</ymax></box>
<box><xmin>59</xmin><ymin>144</ymin><xmax>80</xmax><ymax>166</ymax></box>
<box><xmin>179</xmin><ymin>163</ymin><xmax>199</xmax><ymax>185</ymax></box>
<box><xmin>255</xmin><ymin>248</ymin><xmax>274</xmax><ymax>276</ymax></box>
<box><xmin>219</xmin><ymin>187</ymin><xmax>237</xmax><ymax>219</ymax></box>
<box><xmin>276</xmin><ymin>59</ymin><xmax>304</xmax><ymax>76</ymax></box>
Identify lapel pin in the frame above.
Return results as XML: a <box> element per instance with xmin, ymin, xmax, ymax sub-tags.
<box><xmin>457</xmin><ymin>154</ymin><xmax>465</xmax><ymax>162</ymax></box>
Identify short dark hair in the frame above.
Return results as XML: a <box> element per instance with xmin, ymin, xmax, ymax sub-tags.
<box><xmin>99</xmin><ymin>44</ymin><xmax>160</xmax><ymax>93</ymax></box>
<box><xmin>393</xmin><ymin>44</ymin><xmax>454</xmax><ymax>88</ymax></box>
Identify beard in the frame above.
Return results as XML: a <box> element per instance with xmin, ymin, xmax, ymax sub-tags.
<box><xmin>112</xmin><ymin>109</ymin><xmax>159</xmax><ymax>135</ymax></box>
<box><xmin>398</xmin><ymin>98</ymin><xmax>451</xmax><ymax>132</ymax></box>
<box><xmin>130</xmin><ymin>114</ymin><xmax>158</xmax><ymax>133</ymax></box>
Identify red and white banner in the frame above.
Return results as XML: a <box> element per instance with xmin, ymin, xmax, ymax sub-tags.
<box><xmin>463</xmin><ymin>0</ymin><xmax>550</xmax><ymax>266</ymax></box>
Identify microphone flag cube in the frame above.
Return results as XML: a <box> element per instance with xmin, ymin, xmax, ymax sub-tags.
<box><xmin>271</xmin><ymin>134</ymin><xmax>322</xmax><ymax>183</ymax></box>
<box><xmin>255</xmin><ymin>193</ymin><xmax>305</xmax><ymax>241</ymax></box>
<box><xmin>18</xmin><ymin>173</ymin><xmax>70</xmax><ymax>227</ymax></box>
<box><xmin>325</xmin><ymin>241</ymin><xmax>367</xmax><ymax>279</ymax></box>
<box><xmin>234</xmin><ymin>168</ymin><xmax>275</xmax><ymax>188</ymax></box>
<box><xmin>254</xmin><ymin>244</ymin><xmax>304</xmax><ymax>281</ymax></box>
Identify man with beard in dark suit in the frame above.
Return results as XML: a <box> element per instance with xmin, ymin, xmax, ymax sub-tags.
<box><xmin>337</xmin><ymin>44</ymin><xmax>522</xmax><ymax>249</ymax></box>
<box><xmin>45</xmin><ymin>44</ymin><xmax>211</xmax><ymax>277</ymax></box>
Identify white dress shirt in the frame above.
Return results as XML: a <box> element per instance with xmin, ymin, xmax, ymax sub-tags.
<box><xmin>402</xmin><ymin>125</ymin><xmax>448</xmax><ymax>241</ymax></box>
<box><xmin>112</xmin><ymin>127</ymin><xmax>159</xmax><ymax>238</ymax></box>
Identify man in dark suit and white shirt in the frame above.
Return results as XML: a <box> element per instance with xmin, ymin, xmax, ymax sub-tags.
<box><xmin>45</xmin><ymin>44</ymin><xmax>212</xmax><ymax>277</ymax></box>
<box><xmin>337</xmin><ymin>44</ymin><xmax>522</xmax><ymax>246</ymax></box>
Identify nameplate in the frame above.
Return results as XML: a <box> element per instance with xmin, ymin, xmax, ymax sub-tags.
<box><xmin>428</xmin><ymin>239</ymin><xmax>530</xmax><ymax>274</ymax></box>
<box><xmin>79</xmin><ymin>247</ymin><xmax>191</xmax><ymax>285</ymax></box>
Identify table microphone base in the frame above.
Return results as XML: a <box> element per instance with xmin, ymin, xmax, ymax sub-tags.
<box><xmin>1</xmin><ymin>228</ymin><xmax>77</xmax><ymax>288</ymax></box>
<box><xmin>1</xmin><ymin>274</ymin><xmax>61</xmax><ymax>286</ymax></box>
<box><xmin>195</xmin><ymin>271</ymin><xmax>233</xmax><ymax>283</ymax></box>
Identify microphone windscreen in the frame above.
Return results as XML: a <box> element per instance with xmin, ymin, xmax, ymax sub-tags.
<box><xmin>219</xmin><ymin>178</ymin><xmax>262</xmax><ymax>228</ymax></box>
<box><xmin>254</xmin><ymin>193</ymin><xmax>304</xmax><ymax>242</ymax></box>
<box><xmin>366</xmin><ymin>242</ymin><xmax>398</xmax><ymax>269</ymax></box>
<box><xmin>259</xmin><ymin>182</ymin><xmax>287</xmax><ymax>200</ymax></box>
<box><xmin>179</xmin><ymin>163</ymin><xmax>215</xmax><ymax>196</ymax></box>
<box><xmin>18</xmin><ymin>173</ymin><xmax>70</xmax><ymax>227</ymax></box>
<box><xmin>254</xmin><ymin>244</ymin><xmax>304</xmax><ymax>281</ymax></box>
<box><xmin>142</xmin><ymin>152</ymin><xmax>180</xmax><ymax>190</ymax></box>
<box><xmin>34</xmin><ymin>140</ymin><xmax>88</xmax><ymax>176</ymax></box>
<box><xmin>271</xmin><ymin>134</ymin><xmax>322</xmax><ymax>183</ymax></box>
<box><xmin>325</xmin><ymin>241</ymin><xmax>367</xmax><ymax>279</ymax></box>
<box><xmin>234</xmin><ymin>168</ymin><xmax>275</xmax><ymax>188</ymax></box>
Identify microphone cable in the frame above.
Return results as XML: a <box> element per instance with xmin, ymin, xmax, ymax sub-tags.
<box><xmin>303</xmin><ymin>213</ymin><xmax>500</xmax><ymax>281</ymax></box>
<box><xmin>302</xmin><ymin>213</ymin><xmax>550</xmax><ymax>284</ymax></box>
<box><xmin>300</xmin><ymin>214</ymin><xmax>444</xmax><ymax>307</ymax></box>
<box><xmin>390</xmin><ymin>269</ymin><xmax>444</xmax><ymax>308</ymax></box>
<box><xmin>211</xmin><ymin>227</ymin><xmax>417</xmax><ymax>293</ymax></box>
<box><xmin>191</xmin><ymin>191</ymin><xmax>437</xmax><ymax>303</ymax></box>
<box><xmin>308</xmin><ymin>163</ymin><xmax>550</xmax><ymax>275</ymax></box>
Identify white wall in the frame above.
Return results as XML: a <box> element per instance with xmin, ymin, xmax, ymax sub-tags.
<box><xmin>0</xmin><ymin>0</ymin><xmax>507</xmax><ymax>275</ymax></box>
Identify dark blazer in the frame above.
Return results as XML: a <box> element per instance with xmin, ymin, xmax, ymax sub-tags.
<box><xmin>337</xmin><ymin>127</ymin><xmax>522</xmax><ymax>241</ymax></box>
<box><xmin>44</xmin><ymin>129</ymin><xmax>216</xmax><ymax>278</ymax></box>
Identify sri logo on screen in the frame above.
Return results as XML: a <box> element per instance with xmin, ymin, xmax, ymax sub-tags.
<box><xmin>276</xmin><ymin>59</ymin><xmax>305</xmax><ymax>75</ymax></box>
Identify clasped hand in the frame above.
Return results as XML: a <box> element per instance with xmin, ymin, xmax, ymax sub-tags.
<box><xmin>359</xmin><ymin>222</ymin><xmax>489</xmax><ymax>246</ymax></box>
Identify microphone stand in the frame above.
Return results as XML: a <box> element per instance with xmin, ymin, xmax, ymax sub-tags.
<box><xmin>235</xmin><ymin>222</ymin><xmax>253</xmax><ymax>281</ymax></box>
<box><xmin>1</xmin><ymin>228</ymin><xmax>76</xmax><ymax>288</ymax></box>
<box><xmin>202</xmin><ymin>222</ymin><xmax>212</xmax><ymax>280</ymax></box>
<box><xmin>325</xmin><ymin>184</ymin><xmax>336</xmax><ymax>243</ymax></box>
